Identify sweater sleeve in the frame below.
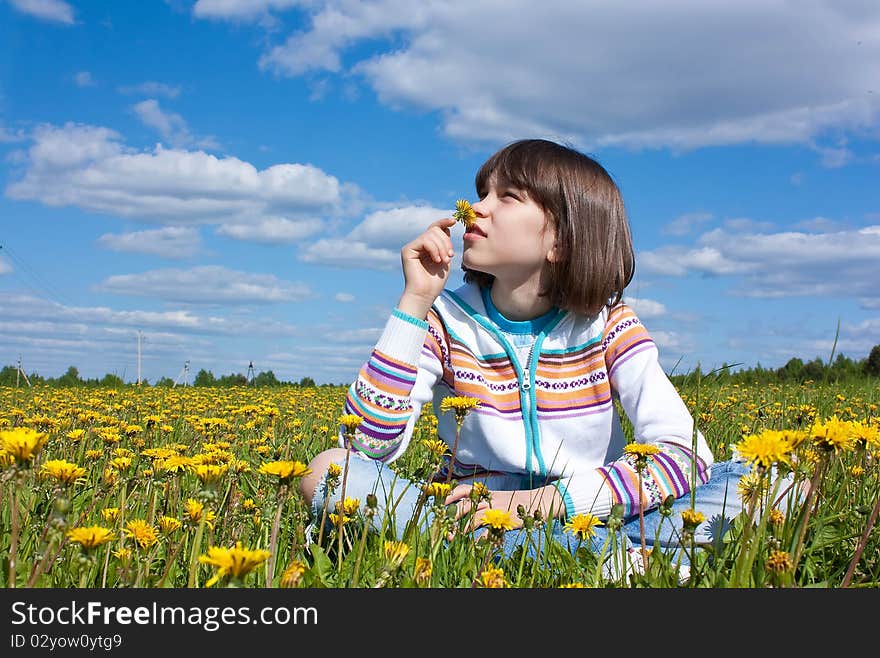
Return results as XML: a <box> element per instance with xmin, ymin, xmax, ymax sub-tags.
<box><xmin>339</xmin><ymin>308</ymin><xmax>446</xmax><ymax>462</ymax></box>
<box><xmin>555</xmin><ymin>304</ymin><xmax>715</xmax><ymax>520</ymax></box>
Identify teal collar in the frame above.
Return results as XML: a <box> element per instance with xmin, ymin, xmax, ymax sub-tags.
<box><xmin>480</xmin><ymin>286</ymin><xmax>558</xmax><ymax>335</ymax></box>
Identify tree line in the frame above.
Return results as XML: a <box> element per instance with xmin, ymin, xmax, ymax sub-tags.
<box><xmin>2</xmin><ymin>344</ymin><xmax>879</xmax><ymax>389</ymax></box>
<box><xmin>0</xmin><ymin>364</ymin><xmax>328</xmax><ymax>388</ymax></box>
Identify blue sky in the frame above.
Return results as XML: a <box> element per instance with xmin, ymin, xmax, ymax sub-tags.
<box><xmin>1</xmin><ymin>0</ymin><xmax>878</xmax><ymax>385</ymax></box>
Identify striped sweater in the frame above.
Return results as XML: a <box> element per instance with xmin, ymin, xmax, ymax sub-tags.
<box><xmin>342</xmin><ymin>281</ymin><xmax>714</xmax><ymax>520</ymax></box>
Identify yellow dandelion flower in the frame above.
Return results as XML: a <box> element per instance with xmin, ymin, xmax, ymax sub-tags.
<box><xmin>423</xmin><ymin>482</ymin><xmax>452</xmax><ymax>499</ymax></box>
<box><xmin>66</xmin><ymin>526</ymin><xmax>116</xmax><ymax>551</ymax></box>
<box><xmin>241</xmin><ymin>498</ymin><xmax>256</xmax><ymax>511</ymax></box>
<box><xmin>0</xmin><ymin>427</ymin><xmax>48</xmax><ymax>464</ymax></box>
<box><xmin>124</xmin><ymin>520</ymin><xmax>159</xmax><ymax>550</ymax></box>
<box><xmin>112</xmin><ymin>547</ymin><xmax>132</xmax><ymax>563</ymax></box>
<box><xmin>84</xmin><ymin>449</ymin><xmax>103</xmax><ymax>460</ymax></box>
<box><xmin>109</xmin><ymin>456</ymin><xmax>132</xmax><ymax>471</ymax></box>
<box><xmin>199</xmin><ymin>542</ymin><xmax>271</xmax><ymax>588</ymax></box>
<box><xmin>563</xmin><ymin>513</ymin><xmax>604</xmax><ymax>540</ymax></box>
<box><xmin>65</xmin><ymin>429</ymin><xmax>86</xmax><ymax>442</ymax></box>
<box><xmin>766</xmin><ymin>549</ymin><xmax>792</xmax><ymax>573</ymax></box>
<box><xmin>327</xmin><ymin>463</ymin><xmax>342</xmax><ymax>478</ymax></box>
<box><xmin>479</xmin><ymin>566</ymin><xmax>507</xmax><ymax>588</ymax></box>
<box><xmin>680</xmin><ymin>508</ymin><xmax>706</xmax><ymax>530</ymax></box>
<box><xmin>258</xmin><ymin>460</ymin><xmax>312</xmax><ymax>483</ymax></box>
<box><xmin>439</xmin><ymin>395</ymin><xmax>481</xmax><ymax>415</ymax></box>
<box><xmin>338</xmin><ymin>414</ymin><xmax>362</xmax><ymax>431</ymax></box>
<box><xmin>101</xmin><ymin>507</ymin><xmax>120</xmax><ymax>524</ymax></box>
<box><xmin>623</xmin><ymin>443</ymin><xmax>661</xmax><ymax>458</ymax></box>
<box><xmin>328</xmin><ymin>513</ymin><xmax>351</xmax><ymax>527</ymax></box>
<box><xmin>734</xmin><ymin>431</ymin><xmax>792</xmax><ymax>470</ymax></box>
<box><xmin>768</xmin><ymin>509</ymin><xmax>785</xmax><ymax>526</ymax></box>
<box><xmin>470</xmin><ymin>481</ymin><xmax>491</xmax><ymax>502</ymax></box>
<box><xmin>420</xmin><ymin>438</ymin><xmax>448</xmax><ymax>458</ymax></box>
<box><xmin>280</xmin><ymin>560</ymin><xmax>306</xmax><ymax>588</ymax></box>
<box><xmin>560</xmin><ymin>582</ymin><xmax>588</xmax><ymax>588</ymax></box>
<box><xmin>383</xmin><ymin>540</ymin><xmax>410</xmax><ymax>569</ymax></box>
<box><xmin>40</xmin><ymin>459</ymin><xmax>87</xmax><ymax>486</ymax></box>
<box><xmin>341</xmin><ymin>497</ymin><xmax>360</xmax><ymax>515</ymax></box>
<box><xmin>194</xmin><ymin>463</ymin><xmax>229</xmax><ymax>484</ymax></box>
<box><xmin>158</xmin><ymin>516</ymin><xmax>182</xmax><ymax>534</ymax></box>
<box><xmin>159</xmin><ymin>455</ymin><xmax>193</xmax><ymax>474</ymax></box>
<box><xmin>413</xmin><ymin>557</ymin><xmax>432</xmax><ymax>586</ymax></box>
<box><xmin>453</xmin><ymin>199</ymin><xmax>477</xmax><ymax>229</ymax></box>
<box><xmin>481</xmin><ymin>508</ymin><xmax>516</xmax><ymax>531</ymax></box>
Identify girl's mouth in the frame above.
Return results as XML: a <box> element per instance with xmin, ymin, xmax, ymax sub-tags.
<box><xmin>464</xmin><ymin>225</ymin><xmax>486</xmax><ymax>240</ymax></box>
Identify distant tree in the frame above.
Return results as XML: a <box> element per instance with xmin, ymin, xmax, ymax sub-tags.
<box><xmin>298</xmin><ymin>376</ymin><xmax>316</xmax><ymax>388</ymax></box>
<box><xmin>193</xmin><ymin>369</ymin><xmax>216</xmax><ymax>387</ymax></box>
<box><xmin>218</xmin><ymin>372</ymin><xmax>248</xmax><ymax>387</ymax></box>
<box><xmin>778</xmin><ymin>357</ymin><xmax>804</xmax><ymax>382</ymax></box>
<box><xmin>153</xmin><ymin>377</ymin><xmax>175</xmax><ymax>387</ymax></box>
<box><xmin>802</xmin><ymin>357</ymin><xmax>826</xmax><ymax>382</ymax></box>
<box><xmin>0</xmin><ymin>365</ymin><xmax>19</xmax><ymax>386</ymax></box>
<box><xmin>56</xmin><ymin>366</ymin><xmax>82</xmax><ymax>387</ymax></box>
<box><xmin>865</xmin><ymin>345</ymin><xmax>880</xmax><ymax>377</ymax></box>
<box><xmin>253</xmin><ymin>370</ymin><xmax>279</xmax><ymax>387</ymax></box>
<box><xmin>100</xmin><ymin>373</ymin><xmax>125</xmax><ymax>388</ymax></box>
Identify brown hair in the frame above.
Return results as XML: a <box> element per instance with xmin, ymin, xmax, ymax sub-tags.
<box><xmin>463</xmin><ymin>139</ymin><xmax>635</xmax><ymax>317</ymax></box>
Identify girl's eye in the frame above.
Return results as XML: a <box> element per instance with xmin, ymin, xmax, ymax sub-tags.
<box><xmin>502</xmin><ymin>190</ymin><xmax>521</xmax><ymax>200</ymax></box>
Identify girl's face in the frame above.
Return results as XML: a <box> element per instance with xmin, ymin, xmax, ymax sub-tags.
<box><xmin>462</xmin><ymin>176</ymin><xmax>556</xmax><ymax>285</ymax></box>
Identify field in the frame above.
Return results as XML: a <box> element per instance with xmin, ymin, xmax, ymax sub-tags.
<box><xmin>1</xmin><ymin>379</ymin><xmax>878</xmax><ymax>588</ymax></box>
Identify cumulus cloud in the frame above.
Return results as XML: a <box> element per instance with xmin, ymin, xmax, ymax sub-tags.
<box><xmin>193</xmin><ymin>0</ymin><xmax>305</xmax><ymax>22</ymax></box>
<box><xmin>214</xmin><ymin>0</ymin><xmax>880</xmax><ymax>154</ymax></box>
<box><xmin>639</xmin><ymin>224</ymin><xmax>880</xmax><ymax>306</ymax></box>
<box><xmin>215</xmin><ymin>217</ymin><xmax>319</xmax><ymax>243</ymax></box>
<box><xmin>95</xmin><ymin>265</ymin><xmax>316</xmax><ymax>304</ymax></box>
<box><xmin>334</xmin><ymin>292</ymin><xmax>355</xmax><ymax>302</ymax></box>
<box><xmin>8</xmin><ymin>0</ymin><xmax>74</xmax><ymax>24</ymax></box>
<box><xmin>0</xmin><ymin>257</ymin><xmax>12</xmax><ymax>275</ymax></box>
<box><xmin>97</xmin><ymin>227</ymin><xmax>202</xmax><ymax>259</ymax></box>
<box><xmin>4</xmin><ymin>122</ymin><xmax>352</xmax><ymax>237</ymax></box>
<box><xmin>623</xmin><ymin>296</ymin><xmax>667</xmax><ymax>319</ymax></box>
<box><xmin>131</xmin><ymin>99</ymin><xmax>218</xmax><ymax>149</ymax></box>
<box><xmin>299</xmin><ymin>203</ymin><xmax>461</xmax><ymax>269</ymax></box>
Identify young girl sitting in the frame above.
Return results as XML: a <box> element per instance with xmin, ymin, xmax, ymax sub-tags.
<box><xmin>299</xmin><ymin>138</ymin><xmax>752</xmax><ymax>569</ymax></box>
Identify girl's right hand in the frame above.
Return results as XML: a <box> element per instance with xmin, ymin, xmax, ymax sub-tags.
<box><xmin>397</xmin><ymin>217</ymin><xmax>457</xmax><ymax>319</ymax></box>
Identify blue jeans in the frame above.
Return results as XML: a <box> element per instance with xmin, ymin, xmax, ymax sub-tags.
<box><xmin>308</xmin><ymin>453</ymin><xmax>778</xmax><ymax>569</ymax></box>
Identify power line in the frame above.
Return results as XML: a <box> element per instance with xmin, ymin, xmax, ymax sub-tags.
<box><xmin>0</xmin><ymin>242</ymin><xmax>75</xmax><ymax>308</ymax></box>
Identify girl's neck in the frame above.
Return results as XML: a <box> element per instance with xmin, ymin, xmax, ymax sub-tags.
<box><xmin>489</xmin><ymin>279</ymin><xmax>554</xmax><ymax>321</ymax></box>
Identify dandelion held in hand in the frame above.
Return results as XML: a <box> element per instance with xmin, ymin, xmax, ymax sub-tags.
<box><xmin>453</xmin><ymin>199</ymin><xmax>477</xmax><ymax>229</ymax></box>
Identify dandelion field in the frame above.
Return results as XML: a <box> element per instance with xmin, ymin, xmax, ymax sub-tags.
<box><xmin>1</xmin><ymin>379</ymin><xmax>878</xmax><ymax>589</ymax></box>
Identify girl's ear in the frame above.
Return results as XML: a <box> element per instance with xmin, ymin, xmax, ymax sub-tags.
<box><xmin>546</xmin><ymin>242</ymin><xmax>558</xmax><ymax>263</ymax></box>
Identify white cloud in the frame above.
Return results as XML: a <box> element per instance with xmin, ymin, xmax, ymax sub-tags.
<box><xmin>131</xmin><ymin>99</ymin><xmax>218</xmax><ymax>150</ymax></box>
<box><xmin>244</xmin><ymin>1</ymin><xmax>880</xmax><ymax>153</ymax></box>
<box><xmin>97</xmin><ymin>227</ymin><xmax>202</xmax><ymax>259</ymax></box>
<box><xmin>96</xmin><ymin>265</ymin><xmax>316</xmax><ymax>304</ymax></box>
<box><xmin>215</xmin><ymin>217</ymin><xmax>319</xmax><ymax>243</ymax></box>
<box><xmin>335</xmin><ymin>292</ymin><xmax>354</xmax><ymax>302</ymax></box>
<box><xmin>73</xmin><ymin>71</ymin><xmax>95</xmax><ymax>87</ymax></box>
<box><xmin>118</xmin><ymin>82</ymin><xmax>182</xmax><ymax>98</ymax></box>
<box><xmin>300</xmin><ymin>238</ymin><xmax>398</xmax><ymax>270</ymax></box>
<box><xmin>661</xmin><ymin>212</ymin><xmax>713</xmax><ymax>237</ymax></box>
<box><xmin>640</xmin><ymin>224</ymin><xmax>880</xmax><ymax>306</ymax></box>
<box><xmin>0</xmin><ymin>257</ymin><xmax>12</xmax><ymax>274</ymax></box>
<box><xmin>193</xmin><ymin>0</ymin><xmax>305</xmax><ymax>22</ymax></box>
<box><xmin>622</xmin><ymin>296</ymin><xmax>667</xmax><ymax>319</ymax></box>
<box><xmin>300</xmin><ymin>203</ymin><xmax>463</xmax><ymax>270</ymax></box>
<box><xmin>5</xmin><ymin>122</ymin><xmax>351</xmax><ymax>233</ymax></box>
<box><xmin>8</xmin><ymin>0</ymin><xmax>74</xmax><ymax>24</ymax></box>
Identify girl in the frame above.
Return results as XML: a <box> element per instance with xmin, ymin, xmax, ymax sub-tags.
<box><xmin>299</xmin><ymin>138</ymin><xmax>750</xmax><ymax>567</ymax></box>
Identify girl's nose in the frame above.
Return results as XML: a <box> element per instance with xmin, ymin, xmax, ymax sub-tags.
<box><xmin>471</xmin><ymin>197</ymin><xmax>489</xmax><ymax>216</ymax></box>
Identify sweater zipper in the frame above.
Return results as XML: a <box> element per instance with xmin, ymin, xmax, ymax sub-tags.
<box><xmin>521</xmin><ymin>342</ymin><xmax>535</xmax><ymax>391</ymax></box>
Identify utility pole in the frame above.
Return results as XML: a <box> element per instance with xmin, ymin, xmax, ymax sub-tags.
<box><xmin>174</xmin><ymin>360</ymin><xmax>189</xmax><ymax>388</ymax></box>
<box><xmin>16</xmin><ymin>356</ymin><xmax>31</xmax><ymax>387</ymax></box>
<box><xmin>247</xmin><ymin>361</ymin><xmax>255</xmax><ymax>385</ymax></box>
